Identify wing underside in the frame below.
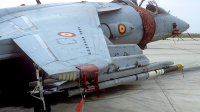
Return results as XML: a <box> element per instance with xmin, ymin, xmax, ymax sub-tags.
<box><xmin>11</xmin><ymin>3</ymin><xmax>111</xmax><ymax>78</ymax></box>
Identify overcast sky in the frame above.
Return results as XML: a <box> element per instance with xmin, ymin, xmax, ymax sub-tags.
<box><xmin>1</xmin><ymin>0</ymin><xmax>199</xmax><ymax>33</ymax></box>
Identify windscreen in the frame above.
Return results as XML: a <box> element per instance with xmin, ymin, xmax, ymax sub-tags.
<box><xmin>146</xmin><ymin>1</ymin><xmax>168</xmax><ymax>14</ymax></box>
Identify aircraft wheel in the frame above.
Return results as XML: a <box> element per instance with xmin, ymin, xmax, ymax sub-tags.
<box><xmin>34</xmin><ymin>99</ymin><xmax>51</xmax><ymax>112</ymax></box>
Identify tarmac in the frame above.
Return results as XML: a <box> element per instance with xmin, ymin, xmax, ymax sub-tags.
<box><xmin>0</xmin><ymin>38</ymin><xmax>200</xmax><ymax>112</ymax></box>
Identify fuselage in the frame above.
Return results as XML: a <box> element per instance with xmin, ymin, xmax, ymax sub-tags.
<box><xmin>99</xmin><ymin>1</ymin><xmax>189</xmax><ymax>49</ymax></box>
<box><xmin>0</xmin><ymin>1</ymin><xmax>189</xmax><ymax>61</ymax></box>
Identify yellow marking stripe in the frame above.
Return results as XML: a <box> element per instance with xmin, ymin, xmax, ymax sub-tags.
<box><xmin>176</xmin><ymin>64</ymin><xmax>183</xmax><ymax>71</ymax></box>
<box><xmin>63</xmin><ymin>74</ymin><xmax>66</xmax><ymax>80</ymax></box>
<box><xmin>59</xmin><ymin>75</ymin><xmax>62</xmax><ymax>80</ymax></box>
<box><xmin>66</xmin><ymin>73</ymin><xmax>70</xmax><ymax>81</ymax></box>
<box><xmin>58</xmin><ymin>72</ymin><xmax>77</xmax><ymax>81</ymax></box>
<box><xmin>69</xmin><ymin>73</ymin><xmax>73</xmax><ymax>81</ymax></box>
<box><xmin>73</xmin><ymin>73</ymin><xmax>77</xmax><ymax>81</ymax></box>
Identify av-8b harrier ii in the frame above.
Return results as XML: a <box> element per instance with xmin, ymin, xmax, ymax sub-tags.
<box><xmin>0</xmin><ymin>0</ymin><xmax>189</xmax><ymax>111</ymax></box>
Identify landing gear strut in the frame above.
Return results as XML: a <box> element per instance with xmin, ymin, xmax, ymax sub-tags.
<box><xmin>31</xmin><ymin>63</ymin><xmax>50</xmax><ymax>112</ymax></box>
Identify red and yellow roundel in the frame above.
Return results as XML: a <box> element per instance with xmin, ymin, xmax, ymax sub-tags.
<box><xmin>118</xmin><ymin>24</ymin><xmax>126</xmax><ymax>35</ymax></box>
<box><xmin>58</xmin><ymin>32</ymin><xmax>76</xmax><ymax>37</ymax></box>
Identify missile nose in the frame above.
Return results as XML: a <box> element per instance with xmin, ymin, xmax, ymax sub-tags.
<box><xmin>178</xmin><ymin>18</ymin><xmax>189</xmax><ymax>33</ymax></box>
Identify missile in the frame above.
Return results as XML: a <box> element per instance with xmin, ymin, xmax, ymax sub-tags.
<box><xmin>67</xmin><ymin>64</ymin><xmax>183</xmax><ymax>97</ymax></box>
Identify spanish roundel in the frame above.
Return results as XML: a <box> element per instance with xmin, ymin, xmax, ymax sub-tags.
<box><xmin>118</xmin><ymin>24</ymin><xmax>126</xmax><ymax>35</ymax></box>
<box><xmin>58</xmin><ymin>32</ymin><xmax>76</xmax><ymax>37</ymax></box>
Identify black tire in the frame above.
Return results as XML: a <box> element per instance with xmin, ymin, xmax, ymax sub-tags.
<box><xmin>34</xmin><ymin>99</ymin><xmax>51</xmax><ymax>112</ymax></box>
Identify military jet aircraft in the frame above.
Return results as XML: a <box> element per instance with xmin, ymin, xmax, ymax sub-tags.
<box><xmin>0</xmin><ymin>0</ymin><xmax>189</xmax><ymax>111</ymax></box>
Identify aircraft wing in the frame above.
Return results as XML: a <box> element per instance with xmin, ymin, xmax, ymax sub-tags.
<box><xmin>12</xmin><ymin>3</ymin><xmax>111</xmax><ymax>79</ymax></box>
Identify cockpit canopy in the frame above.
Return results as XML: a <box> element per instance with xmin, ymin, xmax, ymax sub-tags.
<box><xmin>146</xmin><ymin>1</ymin><xmax>168</xmax><ymax>14</ymax></box>
<box><xmin>111</xmin><ymin>0</ymin><xmax>168</xmax><ymax>14</ymax></box>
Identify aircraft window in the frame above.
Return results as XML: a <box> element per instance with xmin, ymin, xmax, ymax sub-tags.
<box><xmin>157</xmin><ymin>7</ymin><xmax>168</xmax><ymax>14</ymax></box>
<box><xmin>146</xmin><ymin>4</ymin><xmax>168</xmax><ymax>14</ymax></box>
<box><xmin>146</xmin><ymin>4</ymin><xmax>156</xmax><ymax>12</ymax></box>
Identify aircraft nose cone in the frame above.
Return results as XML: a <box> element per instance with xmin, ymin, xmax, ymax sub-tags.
<box><xmin>177</xmin><ymin>18</ymin><xmax>189</xmax><ymax>33</ymax></box>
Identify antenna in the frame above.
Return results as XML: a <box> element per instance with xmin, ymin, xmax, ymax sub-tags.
<box><xmin>36</xmin><ymin>0</ymin><xmax>41</xmax><ymax>4</ymax></box>
<box><xmin>139</xmin><ymin>0</ymin><xmax>145</xmax><ymax>7</ymax></box>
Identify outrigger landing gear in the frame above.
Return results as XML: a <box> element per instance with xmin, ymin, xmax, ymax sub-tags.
<box><xmin>31</xmin><ymin>63</ymin><xmax>51</xmax><ymax>112</ymax></box>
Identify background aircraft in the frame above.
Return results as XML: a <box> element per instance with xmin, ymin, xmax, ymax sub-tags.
<box><xmin>0</xmin><ymin>0</ymin><xmax>188</xmax><ymax>111</ymax></box>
